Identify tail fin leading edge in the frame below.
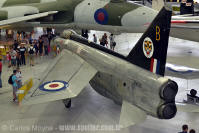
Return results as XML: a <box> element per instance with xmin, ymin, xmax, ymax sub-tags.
<box><xmin>152</xmin><ymin>0</ymin><xmax>164</xmax><ymax>11</ymax></box>
<box><xmin>127</xmin><ymin>7</ymin><xmax>172</xmax><ymax>76</ymax></box>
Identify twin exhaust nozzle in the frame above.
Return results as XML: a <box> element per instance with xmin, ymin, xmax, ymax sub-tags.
<box><xmin>158</xmin><ymin>80</ymin><xmax>178</xmax><ymax>119</ymax></box>
<box><xmin>160</xmin><ymin>80</ymin><xmax>178</xmax><ymax>101</ymax></box>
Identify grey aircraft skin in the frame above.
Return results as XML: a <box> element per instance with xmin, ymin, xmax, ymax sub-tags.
<box><xmin>21</xmin><ymin>7</ymin><xmax>180</xmax><ymax>128</ymax></box>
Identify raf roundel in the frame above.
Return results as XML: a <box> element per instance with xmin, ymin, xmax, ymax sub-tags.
<box><xmin>39</xmin><ymin>80</ymin><xmax>69</xmax><ymax>92</ymax></box>
<box><xmin>143</xmin><ymin>37</ymin><xmax>154</xmax><ymax>58</ymax></box>
<box><xmin>94</xmin><ymin>8</ymin><xmax>108</xmax><ymax>25</ymax></box>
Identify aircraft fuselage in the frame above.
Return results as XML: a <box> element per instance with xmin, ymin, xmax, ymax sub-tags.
<box><xmin>52</xmin><ymin>31</ymin><xmax>178</xmax><ymax>119</ymax></box>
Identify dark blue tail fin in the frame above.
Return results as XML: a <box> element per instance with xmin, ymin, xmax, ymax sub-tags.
<box><xmin>127</xmin><ymin>7</ymin><xmax>172</xmax><ymax>76</ymax></box>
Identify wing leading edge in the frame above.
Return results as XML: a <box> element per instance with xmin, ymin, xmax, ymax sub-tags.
<box><xmin>21</xmin><ymin>49</ymin><xmax>97</xmax><ymax>105</ymax></box>
<box><xmin>0</xmin><ymin>11</ymin><xmax>58</xmax><ymax>27</ymax></box>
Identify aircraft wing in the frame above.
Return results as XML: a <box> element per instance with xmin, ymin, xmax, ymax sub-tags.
<box><xmin>165</xmin><ymin>63</ymin><xmax>199</xmax><ymax>79</ymax></box>
<box><xmin>170</xmin><ymin>17</ymin><xmax>199</xmax><ymax>42</ymax></box>
<box><xmin>20</xmin><ymin>49</ymin><xmax>97</xmax><ymax>105</ymax></box>
<box><xmin>170</xmin><ymin>24</ymin><xmax>199</xmax><ymax>42</ymax></box>
<box><xmin>172</xmin><ymin>15</ymin><xmax>199</xmax><ymax>20</ymax></box>
<box><xmin>171</xmin><ymin>24</ymin><xmax>199</xmax><ymax>29</ymax></box>
<box><xmin>0</xmin><ymin>11</ymin><xmax>58</xmax><ymax>27</ymax></box>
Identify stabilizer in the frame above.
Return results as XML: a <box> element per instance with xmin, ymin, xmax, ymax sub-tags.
<box><xmin>127</xmin><ymin>7</ymin><xmax>172</xmax><ymax>76</ymax></box>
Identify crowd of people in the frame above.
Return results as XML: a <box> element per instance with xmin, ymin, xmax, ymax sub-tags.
<box><xmin>0</xmin><ymin>30</ymin><xmax>58</xmax><ymax>102</ymax></box>
<box><xmin>5</xmin><ymin>32</ymin><xmax>57</xmax><ymax>68</ymax></box>
<box><xmin>3</xmin><ymin>30</ymin><xmax>116</xmax><ymax>74</ymax></box>
<box><xmin>179</xmin><ymin>124</ymin><xmax>196</xmax><ymax>133</ymax></box>
<box><xmin>82</xmin><ymin>30</ymin><xmax>117</xmax><ymax>51</ymax></box>
<box><xmin>1</xmin><ymin>29</ymin><xmax>118</xmax><ymax>103</ymax></box>
<box><xmin>98</xmin><ymin>33</ymin><xmax>116</xmax><ymax>51</ymax></box>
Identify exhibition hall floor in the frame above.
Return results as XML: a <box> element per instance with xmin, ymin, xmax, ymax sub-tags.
<box><xmin>0</xmin><ymin>32</ymin><xmax>199</xmax><ymax>133</ymax></box>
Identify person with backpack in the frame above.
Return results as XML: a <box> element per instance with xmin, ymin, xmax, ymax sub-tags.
<box><xmin>28</xmin><ymin>44</ymin><xmax>35</xmax><ymax>66</ymax></box>
<box><xmin>9</xmin><ymin>70</ymin><xmax>18</xmax><ymax>102</ymax></box>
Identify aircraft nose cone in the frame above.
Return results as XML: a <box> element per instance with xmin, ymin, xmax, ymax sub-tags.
<box><xmin>160</xmin><ymin>80</ymin><xmax>178</xmax><ymax>101</ymax></box>
<box><xmin>158</xmin><ymin>103</ymin><xmax>177</xmax><ymax>119</ymax></box>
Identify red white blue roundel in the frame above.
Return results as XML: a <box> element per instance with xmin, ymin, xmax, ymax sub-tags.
<box><xmin>94</xmin><ymin>8</ymin><xmax>108</xmax><ymax>25</ymax></box>
<box><xmin>39</xmin><ymin>80</ymin><xmax>68</xmax><ymax>92</ymax></box>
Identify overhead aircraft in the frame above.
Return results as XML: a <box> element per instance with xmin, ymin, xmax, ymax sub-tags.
<box><xmin>18</xmin><ymin>7</ymin><xmax>199</xmax><ymax>128</ymax></box>
<box><xmin>0</xmin><ymin>0</ymin><xmax>199</xmax><ymax>42</ymax></box>
<box><xmin>0</xmin><ymin>0</ymin><xmax>157</xmax><ymax>32</ymax></box>
<box><xmin>0</xmin><ymin>0</ymin><xmax>51</xmax><ymax>7</ymax></box>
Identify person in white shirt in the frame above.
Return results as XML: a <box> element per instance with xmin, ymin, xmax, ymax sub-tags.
<box><xmin>109</xmin><ymin>34</ymin><xmax>115</xmax><ymax>51</ymax></box>
<box><xmin>28</xmin><ymin>45</ymin><xmax>35</xmax><ymax>66</ymax></box>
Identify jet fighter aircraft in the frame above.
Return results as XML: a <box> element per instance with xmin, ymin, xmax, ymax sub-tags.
<box><xmin>18</xmin><ymin>7</ymin><xmax>182</xmax><ymax>128</ymax></box>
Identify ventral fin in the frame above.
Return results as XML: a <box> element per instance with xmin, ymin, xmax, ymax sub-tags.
<box><xmin>119</xmin><ymin>100</ymin><xmax>147</xmax><ymax>128</ymax></box>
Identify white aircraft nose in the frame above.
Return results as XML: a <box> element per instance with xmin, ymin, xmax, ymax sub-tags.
<box><xmin>121</xmin><ymin>6</ymin><xmax>158</xmax><ymax>27</ymax></box>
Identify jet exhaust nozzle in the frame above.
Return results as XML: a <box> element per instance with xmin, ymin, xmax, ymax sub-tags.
<box><xmin>158</xmin><ymin>103</ymin><xmax>177</xmax><ymax>119</ymax></box>
<box><xmin>160</xmin><ymin>80</ymin><xmax>178</xmax><ymax>101</ymax></box>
